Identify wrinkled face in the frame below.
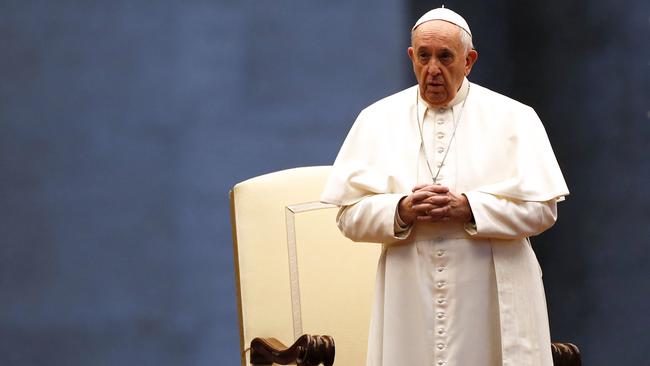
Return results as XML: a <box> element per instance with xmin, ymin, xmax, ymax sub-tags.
<box><xmin>408</xmin><ymin>20</ymin><xmax>478</xmax><ymax>107</ymax></box>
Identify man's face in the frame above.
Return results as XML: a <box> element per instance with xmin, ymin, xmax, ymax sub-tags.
<box><xmin>408</xmin><ymin>20</ymin><xmax>478</xmax><ymax>107</ymax></box>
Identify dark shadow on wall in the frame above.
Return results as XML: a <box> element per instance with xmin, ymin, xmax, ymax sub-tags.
<box><xmin>408</xmin><ymin>1</ymin><xmax>650</xmax><ymax>365</ymax></box>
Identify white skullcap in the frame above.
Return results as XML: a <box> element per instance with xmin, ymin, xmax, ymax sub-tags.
<box><xmin>412</xmin><ymin>7</ymin><xmax>472</xmax><ymax>37</ymax></box>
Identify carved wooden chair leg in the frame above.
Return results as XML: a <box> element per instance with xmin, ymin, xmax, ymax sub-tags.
<box><xmin>552</xmin><ymin>342</ymin><xmax>581</xmax><ymax>366</ymax></box>
<box><xmin>250</xmin><ymin>334</ymin><xmax>335</xmax><ymax>366</ymax></box>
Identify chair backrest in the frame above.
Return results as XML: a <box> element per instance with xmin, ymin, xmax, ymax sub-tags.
<box><xmin>230</xmin><ymin>166</ymin><xmax>381</xmax><ymax>366</ymax></box>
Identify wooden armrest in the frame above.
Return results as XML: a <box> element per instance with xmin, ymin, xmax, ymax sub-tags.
<box><xmin>250</xmin><ymin>334</ymin><xmax>335</xmax><ymax>366</ymax></box>
<box><xmin>250</xmin><ymin>335</ymin><xmax>577</xmax><ymax>365</ymax></box>
<box><xmin>552</xmin><ymin>342</ymin><xmax>581</xmax><ymax>366</ymax></box>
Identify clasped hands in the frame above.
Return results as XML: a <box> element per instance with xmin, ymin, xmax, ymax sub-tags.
<box><xmin>398</xmin><ymin>184</ymin><xmax>473</xmax><ymax>225</ymax></box>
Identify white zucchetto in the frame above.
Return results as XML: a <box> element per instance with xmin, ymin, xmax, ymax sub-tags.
<box><xmin>412</xmin><ymin>7</ymin><xmax>472</xmax><ymax>36</ymax></box>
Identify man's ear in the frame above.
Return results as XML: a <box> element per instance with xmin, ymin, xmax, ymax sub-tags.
<box><xmin>465</xmin><ymin>49</ymin><xmax>478</xmax><ymax>76</ymax></box>
<box><xmin>407</xmin><ymin>47</ymin><xmax>415</xmax><ymax>62</ymax></box>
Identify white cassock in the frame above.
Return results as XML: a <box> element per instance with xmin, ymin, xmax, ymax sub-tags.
<box><xmin>321</xmin><ymin>78</ymin><xmax>569</xmax><ymax>366</ymax></box>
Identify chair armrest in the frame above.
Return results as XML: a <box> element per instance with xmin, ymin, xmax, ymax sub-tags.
<box><xmin>250</xmin><ymin>334</ymin><xmax>335</xmax><ymax>366</ymax></box>
<box><xmin>250</xmin><ymin>335</ymin><xmax>576</xmax><ymax>365</ymax></box>
<box><xmin>552</xmin><ymin>342</ymin><xmax>581</xmax><ymax>366</ymax></box>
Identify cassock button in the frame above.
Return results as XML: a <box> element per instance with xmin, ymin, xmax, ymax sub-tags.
<box><xmin>437</xmin><ymin>360</ymin><xmax>446</xmax><ymax>366</ymax></box>
<box><xmin>437</xmin><ymin>147</ymin><xmax>445</xmax><ymax>154</ymax></box>
<box><xmin>436</xmin><ymin>312</ymin><xmax>446</xmax><ymax>319</ymax></box>
<box><xmin>436</xmin><ymin>132</ymin><xmax>445</xmax><ymax>139</ymax></box>
<box><xmin>437</xmin><ymin>250</ymin><xmax>446</xmax><ymax>257</ymax></box>
<box><xmin>437</xmin><ymin>267</ymin><xmax>446</xmax><ymax>272</ymax></box>
<box><xmin>437</xmin><ymin>343</ymin><xmax>446</xmax><ymax>350</ymax></box>
<box><xmin>437</xmin><ymin>297</ymin><xmax>446</xmax><ymax>304</ymax></box>
<box><xmin>436</xmin><ymin>281</ymin><xmax>446</xmax><ymax>289</ymax></box>
<box><xmin>437</xmin><ymin>327</ymin><xmax>446</xmax><ymax>335</ymax></box>
<box><xmin>437</xmin><ymin>119</ymin><xmax>445</xmax><ymax>125</ymax></box>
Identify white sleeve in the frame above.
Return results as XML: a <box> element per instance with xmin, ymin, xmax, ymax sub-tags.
<box><xmin>463</xmin><ymin>191</ymin><xmax>558</xmax><ymax>239</ymax></box>
<box><xmin>336</xmin><ymin>193</ymin><xmax>412</xmax><ymax>243</ymax></box>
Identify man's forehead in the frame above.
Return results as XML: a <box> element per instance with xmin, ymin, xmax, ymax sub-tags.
<box><xmin>413</xmin><ymin>21</ymin><xmax>463</xmax><ymax>48</ymax></box>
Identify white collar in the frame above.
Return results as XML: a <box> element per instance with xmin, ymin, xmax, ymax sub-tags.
<box><xmin>417</xmin><ymin>77</ymin><xmax>470</xmax><ymax>123</ymax></box>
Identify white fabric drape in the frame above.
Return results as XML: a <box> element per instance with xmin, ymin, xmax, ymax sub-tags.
<box><xmin>322</xmin><ymin>80</ymin><xmax>568</xmax><ymax>366</ymax></box>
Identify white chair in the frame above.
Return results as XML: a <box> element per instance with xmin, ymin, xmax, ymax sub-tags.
<box><xmin>230</xmin><ymin>166</ymin><xmax>381</xmax><ymax>366</ymax></box>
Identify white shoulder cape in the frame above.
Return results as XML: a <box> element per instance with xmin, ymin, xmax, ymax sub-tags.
<box><xmin>321</xmin><ymin>83</ymin><xmax>569</xmax><ymax>205</ymax></box>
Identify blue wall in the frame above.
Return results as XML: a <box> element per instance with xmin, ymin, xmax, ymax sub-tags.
<box><xmin>1</xmin><ymin>1</ymin><xmax>406</xmax><ymax>365</ymax></box>
<box><xmin>422</xmin><ymin>2</ymin><xmax>650</xmax><ymax>365</ymax></box>
<box><xmin>1</xmin><ymin>0</ymin><xmax>648</xmax><ymax>365</ymax></box>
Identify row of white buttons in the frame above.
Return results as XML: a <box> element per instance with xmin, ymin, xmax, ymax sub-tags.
<box><xmin>430</xmin><ymin>103</ymin><xmax>452</xmax><ymax>366</ymax></box>
<box><xmin>433</xmin><ymin>242</ymin><xmax>448</xmax><ymax>365</ymax></box>
<box><xmin>432</xmin><ymin>108</ymin><xmax>450</xmax><ymax>186</ymax></box>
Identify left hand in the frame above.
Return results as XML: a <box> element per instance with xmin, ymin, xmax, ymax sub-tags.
<box><xmin>411</xmin><ymin>184</ymin><xmax>473</xmax><ymax>223</ymax></box>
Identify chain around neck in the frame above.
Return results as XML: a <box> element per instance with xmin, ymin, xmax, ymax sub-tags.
<box><xmin>415</xmin><ymin>83</ymin><xmax>471</xmax><ymax>184</ymax></box>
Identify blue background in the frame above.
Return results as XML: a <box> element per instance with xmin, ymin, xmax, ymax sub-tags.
<box><xmin>1</xmin><ymin>0</ymin><xmax>648</xmax><ymax>365</ymax></box>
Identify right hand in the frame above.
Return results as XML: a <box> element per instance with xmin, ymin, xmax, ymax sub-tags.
<box><xmin>398</xmin><ymin>184</ymin><xmax>451</xmax><ymax>225</ymax></box>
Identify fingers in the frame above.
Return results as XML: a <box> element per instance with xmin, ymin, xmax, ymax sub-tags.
<box><xmin>412</xmin><ymin>184</ymin><xmax>449</xmax><ymax>194</ymax></box>
<box><xmin>411</xmin><ymin>198</ymin><xmax>450</xmax><ymax>213</ymax></box>
<box><xmin>411</xmin><ymin>191</ymin><xmax>434</xmax><ymax>202</ymax></box>
<box><xmin>411</xmin><ymin>203</ymin><xmax>435</xmax><ymax>213</ymax></box>
<box><xmin>410</xmin><ymin>188</ymin><xmax>450</xmax><ymax>205</ymax></box>
<box><xmin>417</xmin><ymin>206</ymin><xmax>450</xmax><ymax>222</ymax></box>
<box><xmin>417</xmin><ymin>215</ymin><xmax>451</xmax><ymax>222</ymax></box>
<box><xmin>406</xmin><ymin>187</ymin><xmax>471</xmax><ymax>223</ymax></box>
<box><xmin>427</xmin><ymin>206</ymin><xmax>450</xmax><ymax>217</ymax></box>
<box><xmin>423</xmin><ymin>195</ymin><xmax>451</xmax><ymax>206</ymax></box>
<box><xmin>411</xmin><ymin>183</ymin><xmax>428</xmax><ymax>192</ymax></box>
<box><xmin>415</xmin><ymin>206</ymin><xmax>450</xmax><ymax>222</ymax></box>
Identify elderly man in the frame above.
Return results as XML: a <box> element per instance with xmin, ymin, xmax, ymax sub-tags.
<box><xmin>321</xmin><ymin>7</ymin><xmax>569</xmax><ymax>366</ymax></box>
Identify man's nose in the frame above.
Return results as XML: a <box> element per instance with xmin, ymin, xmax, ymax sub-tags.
<box><xmin>426</xmin><ymin>60</ymin><xmax>442</xmax><ymax>76</ymax></box>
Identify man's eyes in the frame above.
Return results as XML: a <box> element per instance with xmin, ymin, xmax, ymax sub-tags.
<box><xmin>439</xmin><ymin>53</ymin><xmax>453</xmax><ymax>62</ymax></box>
<box><xmin>417</xmin><ymin>52</ymin><xmax>454</xmax><ymax>63</ymax></box>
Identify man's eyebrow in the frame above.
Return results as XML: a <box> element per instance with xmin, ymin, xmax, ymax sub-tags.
<box><xmin>416</xmin><ymin>46</ymin><xmax>455</xmax><ymax>54</ymax></box>
<box><xmin>438</xmin><ymin>47</ymin><xmax>455</xmax><ymax>54</ymax></box>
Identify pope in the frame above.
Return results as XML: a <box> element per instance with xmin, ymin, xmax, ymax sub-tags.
<box><xmin>321</xmin><ymin>7</ymin><xmax>569</xmax><ymax>366</ymax></box>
